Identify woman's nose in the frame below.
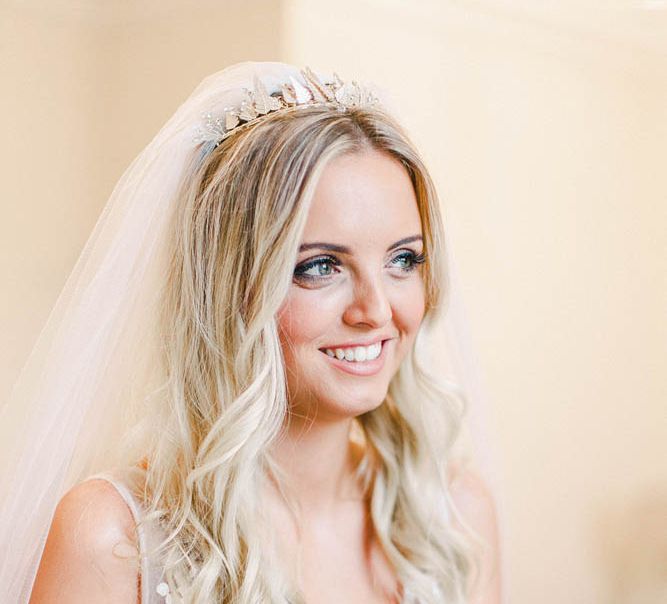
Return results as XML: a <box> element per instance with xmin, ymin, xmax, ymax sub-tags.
<box><xmin>342</xmin><ymin>274</ymin><xmax>392</xmax><ymax>328</ymax></box>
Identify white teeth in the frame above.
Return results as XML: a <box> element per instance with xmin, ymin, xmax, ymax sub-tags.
<box><xmin>324</xmin><ymin>341</ymin><xmax>383</xmax><ymax>363</ymax></box>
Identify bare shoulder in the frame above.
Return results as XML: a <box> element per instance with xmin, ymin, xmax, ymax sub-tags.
<box><xmin>29</xmin><ymin>478</ymin><xmax>140</xmax><ymax>604</ymax></box>
<box><xmin>448</xmin><ymin>460</ymin><xmax>496</xmax><ymax>519</ymax></box>
<box><xmin>447</xmin><ymin>460</ymin><xmax>503</xmax><ymax>604</ymax></box>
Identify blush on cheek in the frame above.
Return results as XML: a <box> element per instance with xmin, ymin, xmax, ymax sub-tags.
<box><xmin>398</xmin><ymin>281</ymin><xmax>426</xmax><ymax>329</ymax></box>
<box><xmin>277</xmin><ymin>294</ymin><xmax>322</xmax><ymax>348</ymax></box>
<box><xmin>276</xmin><ymin>290</ymin><xmax>336</xmax><ymax>401</ymax></box>
<box><xmin>408</xmin><ymin>295</ymin><xmax>426</xmax><ymax>326</ymax></box>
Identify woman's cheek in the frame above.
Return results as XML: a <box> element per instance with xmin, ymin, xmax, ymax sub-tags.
<box><xmin>393</xmin><ymin>277</ymin><xmax>426</xmax><ymax>328</ymax></box>
<box><xmin>393</xmin><ymin>283</ymin><xmax>425</xmax><ymax>361</ymax></box>
<box><xmin>277</xmin><ymin>286</ymin><xmax>339</xmax><ymax>346</ymax></box>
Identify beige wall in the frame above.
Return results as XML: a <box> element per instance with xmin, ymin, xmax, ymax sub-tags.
<box><xmin>2</xmin><ymin>1</ymin><xmax>666</xmax><ymax>602</ymax></box>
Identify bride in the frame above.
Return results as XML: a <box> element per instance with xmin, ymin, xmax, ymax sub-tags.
<box><xmin>3</xmin><ymin>62</ymin><xmax>500</xmax><ymax>603</ymax></box>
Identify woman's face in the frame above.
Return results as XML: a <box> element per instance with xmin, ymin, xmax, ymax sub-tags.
<box><xmin>277</xmin><ymin>149</ymin><xmax>427</xmax><ymax>420</ymax></box>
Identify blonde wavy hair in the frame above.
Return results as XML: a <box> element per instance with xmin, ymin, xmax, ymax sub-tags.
<box><xmin>124</xmin><ymin>104</ymin><xmax>482</xmax><ymax>602</ymax></box>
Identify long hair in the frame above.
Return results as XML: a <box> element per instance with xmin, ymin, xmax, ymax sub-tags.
<box><xmin>123</xmin><ymin>105</ymin><xmax>481</xmax><ymax>602</ymax></box>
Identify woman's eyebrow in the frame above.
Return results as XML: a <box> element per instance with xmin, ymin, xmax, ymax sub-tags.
<box><xmin>299</xmin><ymin>242</ymin><xmax>350</xmax><ymax>253</ymax></box>
<box><xmin>299</xmin><ymin>235</ymin><xmax>423</xmax><ymax>254</ymax></box>
<box><xmin>387</xmin><ymin>235</ymin><xmax>422</xmax><ymax>251</ymax></box>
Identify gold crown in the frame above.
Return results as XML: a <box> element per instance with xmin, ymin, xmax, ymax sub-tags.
<box><xmin>194</xmin><ymin>67</ymin><xmax>379</xmax><ymax>147</ymax></box>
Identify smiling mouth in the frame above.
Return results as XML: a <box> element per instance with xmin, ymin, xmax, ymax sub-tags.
<box><xmin>318</xmin><ymin>340</ymin><xmax>386</xmax><ymax>363</ymax></box>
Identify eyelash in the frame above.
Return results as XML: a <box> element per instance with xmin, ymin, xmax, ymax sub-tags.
<box><xmin>293</xmin><ymin>250</ymin><xmax>426</xmax><ymax>282</ymax></box>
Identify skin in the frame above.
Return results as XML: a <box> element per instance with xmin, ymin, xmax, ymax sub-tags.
<box><xmin>270</xmin><ymin>148</ymin><xmax>426</xmax><ymax>602</ymax></box>
<box><xmin>277</xmin><ymin>150</ymin><xmax>427</xmax><ymax>423</ymax></box>
<box><xmin>30</xmin><ymin>148</ymin><xmax>501</xmax><ymax>604</ymax></box>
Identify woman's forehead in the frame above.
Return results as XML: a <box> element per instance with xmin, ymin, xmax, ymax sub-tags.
<box><xmin>302</xmin><ymin>150</ymin><xmax>422</xmax><ymax>245</ymax></box>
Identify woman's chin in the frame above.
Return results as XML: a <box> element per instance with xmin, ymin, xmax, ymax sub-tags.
<box><xmin>318</xmin><ymin>387</ymin><xmax>389</xmax><ymax>418</ymax></box>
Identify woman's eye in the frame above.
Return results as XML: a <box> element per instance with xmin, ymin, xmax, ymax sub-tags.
<box><xmin>293</xmin><ymin>256</ymin><xmax>340</xmax><ymax>281</ymax></box>
<box><xmin>391</xmin><ymin>250</ymin><xmax>426</xmax><ymax>272</ymax></box>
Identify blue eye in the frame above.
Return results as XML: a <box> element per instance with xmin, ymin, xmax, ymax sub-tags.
<box><xmin>294</xmin><ymin>256</ymin><xmax>340</xmax><ymax>281</ymax></box>
<box><xmin>391</xmin><ymin>251</ymin><xmax>426</xmax><ymax>272</ymax></box>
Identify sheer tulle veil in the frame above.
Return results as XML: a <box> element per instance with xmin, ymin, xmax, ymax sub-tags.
<box><xmin>0</xmin><ymin>61</ymin><xmax>501</xmax><ymax>602</ymax></box>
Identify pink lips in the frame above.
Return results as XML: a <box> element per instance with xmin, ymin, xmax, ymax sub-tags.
<box><xmin>320</xmin><ymin>340</ymin><xmax>389</xmax><ymax>377</ymax></box>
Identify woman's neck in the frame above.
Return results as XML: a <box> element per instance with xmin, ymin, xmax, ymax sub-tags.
<box><xmin>267</xmin><ymin>415</ymin><xmax>365</xmax><ymax>514</ymax></box>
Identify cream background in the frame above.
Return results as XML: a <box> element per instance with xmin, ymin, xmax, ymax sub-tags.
<box><xmin>1</xmin><ymin>1</ymin><xmax>666</xmax><ymax>602</ymax></box>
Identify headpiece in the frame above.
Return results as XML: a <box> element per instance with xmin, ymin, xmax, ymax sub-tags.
<box><xmin>194</xmin><ymin>66</ymin><xmax>380</xmax><ymax>147</ymax></box>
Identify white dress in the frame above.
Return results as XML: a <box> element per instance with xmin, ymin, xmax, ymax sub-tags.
<box><xmin>85</xmin><ymin>469</ymin><xmax>171</xmax><ymax>603</ymax></box>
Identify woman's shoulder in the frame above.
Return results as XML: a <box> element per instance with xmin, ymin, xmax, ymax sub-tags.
<box><xmin>447</xmin><ymin>458</ymin><xmax>499</xmax><ymax>543</ymax></box>
<box><xmin>447</xmin><ymin>459</ymin><xmax>503</xmax><ymax>604</ymax></box>
<box><xmin>29</xmin><ymin>476</ymin><xmax>141</xmax><ymax>603</ymax></box>
<box><xmin>447</xmin><ymin>460</ymin><xmax>494</xmax><ymax>504</ymax></box>
<box><xmin>58</xmin><ymin>476</ymin><xmax>140</xmax><ymax>548</ymax></box>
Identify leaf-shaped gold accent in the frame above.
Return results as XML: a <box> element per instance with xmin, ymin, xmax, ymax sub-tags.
<box><xmin>290</xmin><ymin>76</ymin><xmax>313</xmax><ymax>104</ymax></box>
<box><xmin>335</xmin><ymin>82</ymin><xmax>362</xmax><ymax>107</ymax></box>
<box><xmin>253</xmin><ymin>75</ymin><xmax>280</xmax><ymax>115</ymax></box>
<box><xmin>271</xmin><ymin>94</ymin><xmax>283</xmax><ymax>110</ymax></box>
<box><xmin>238</xmin><ymin>97</ymin><xmax>258</xmax><ymax>120</ymax></box>
<box><xmin>302</xmin><ymin>66</ymin><xmax>334</xmax><ymax>102</ymax></box>
<box><xmin>225</xmin><ymin>110</ymin><xmax>240</xmax><ymax>130</ymax></box>
<box><xmin>236</xmin><ymin>88</ymin><xmax>256</xmax><ymax>121</ymax></box>
<box><xmin>281</xmin><ymin>83</ymin><xmax>297</xmax><ymax>105</ymax></box>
